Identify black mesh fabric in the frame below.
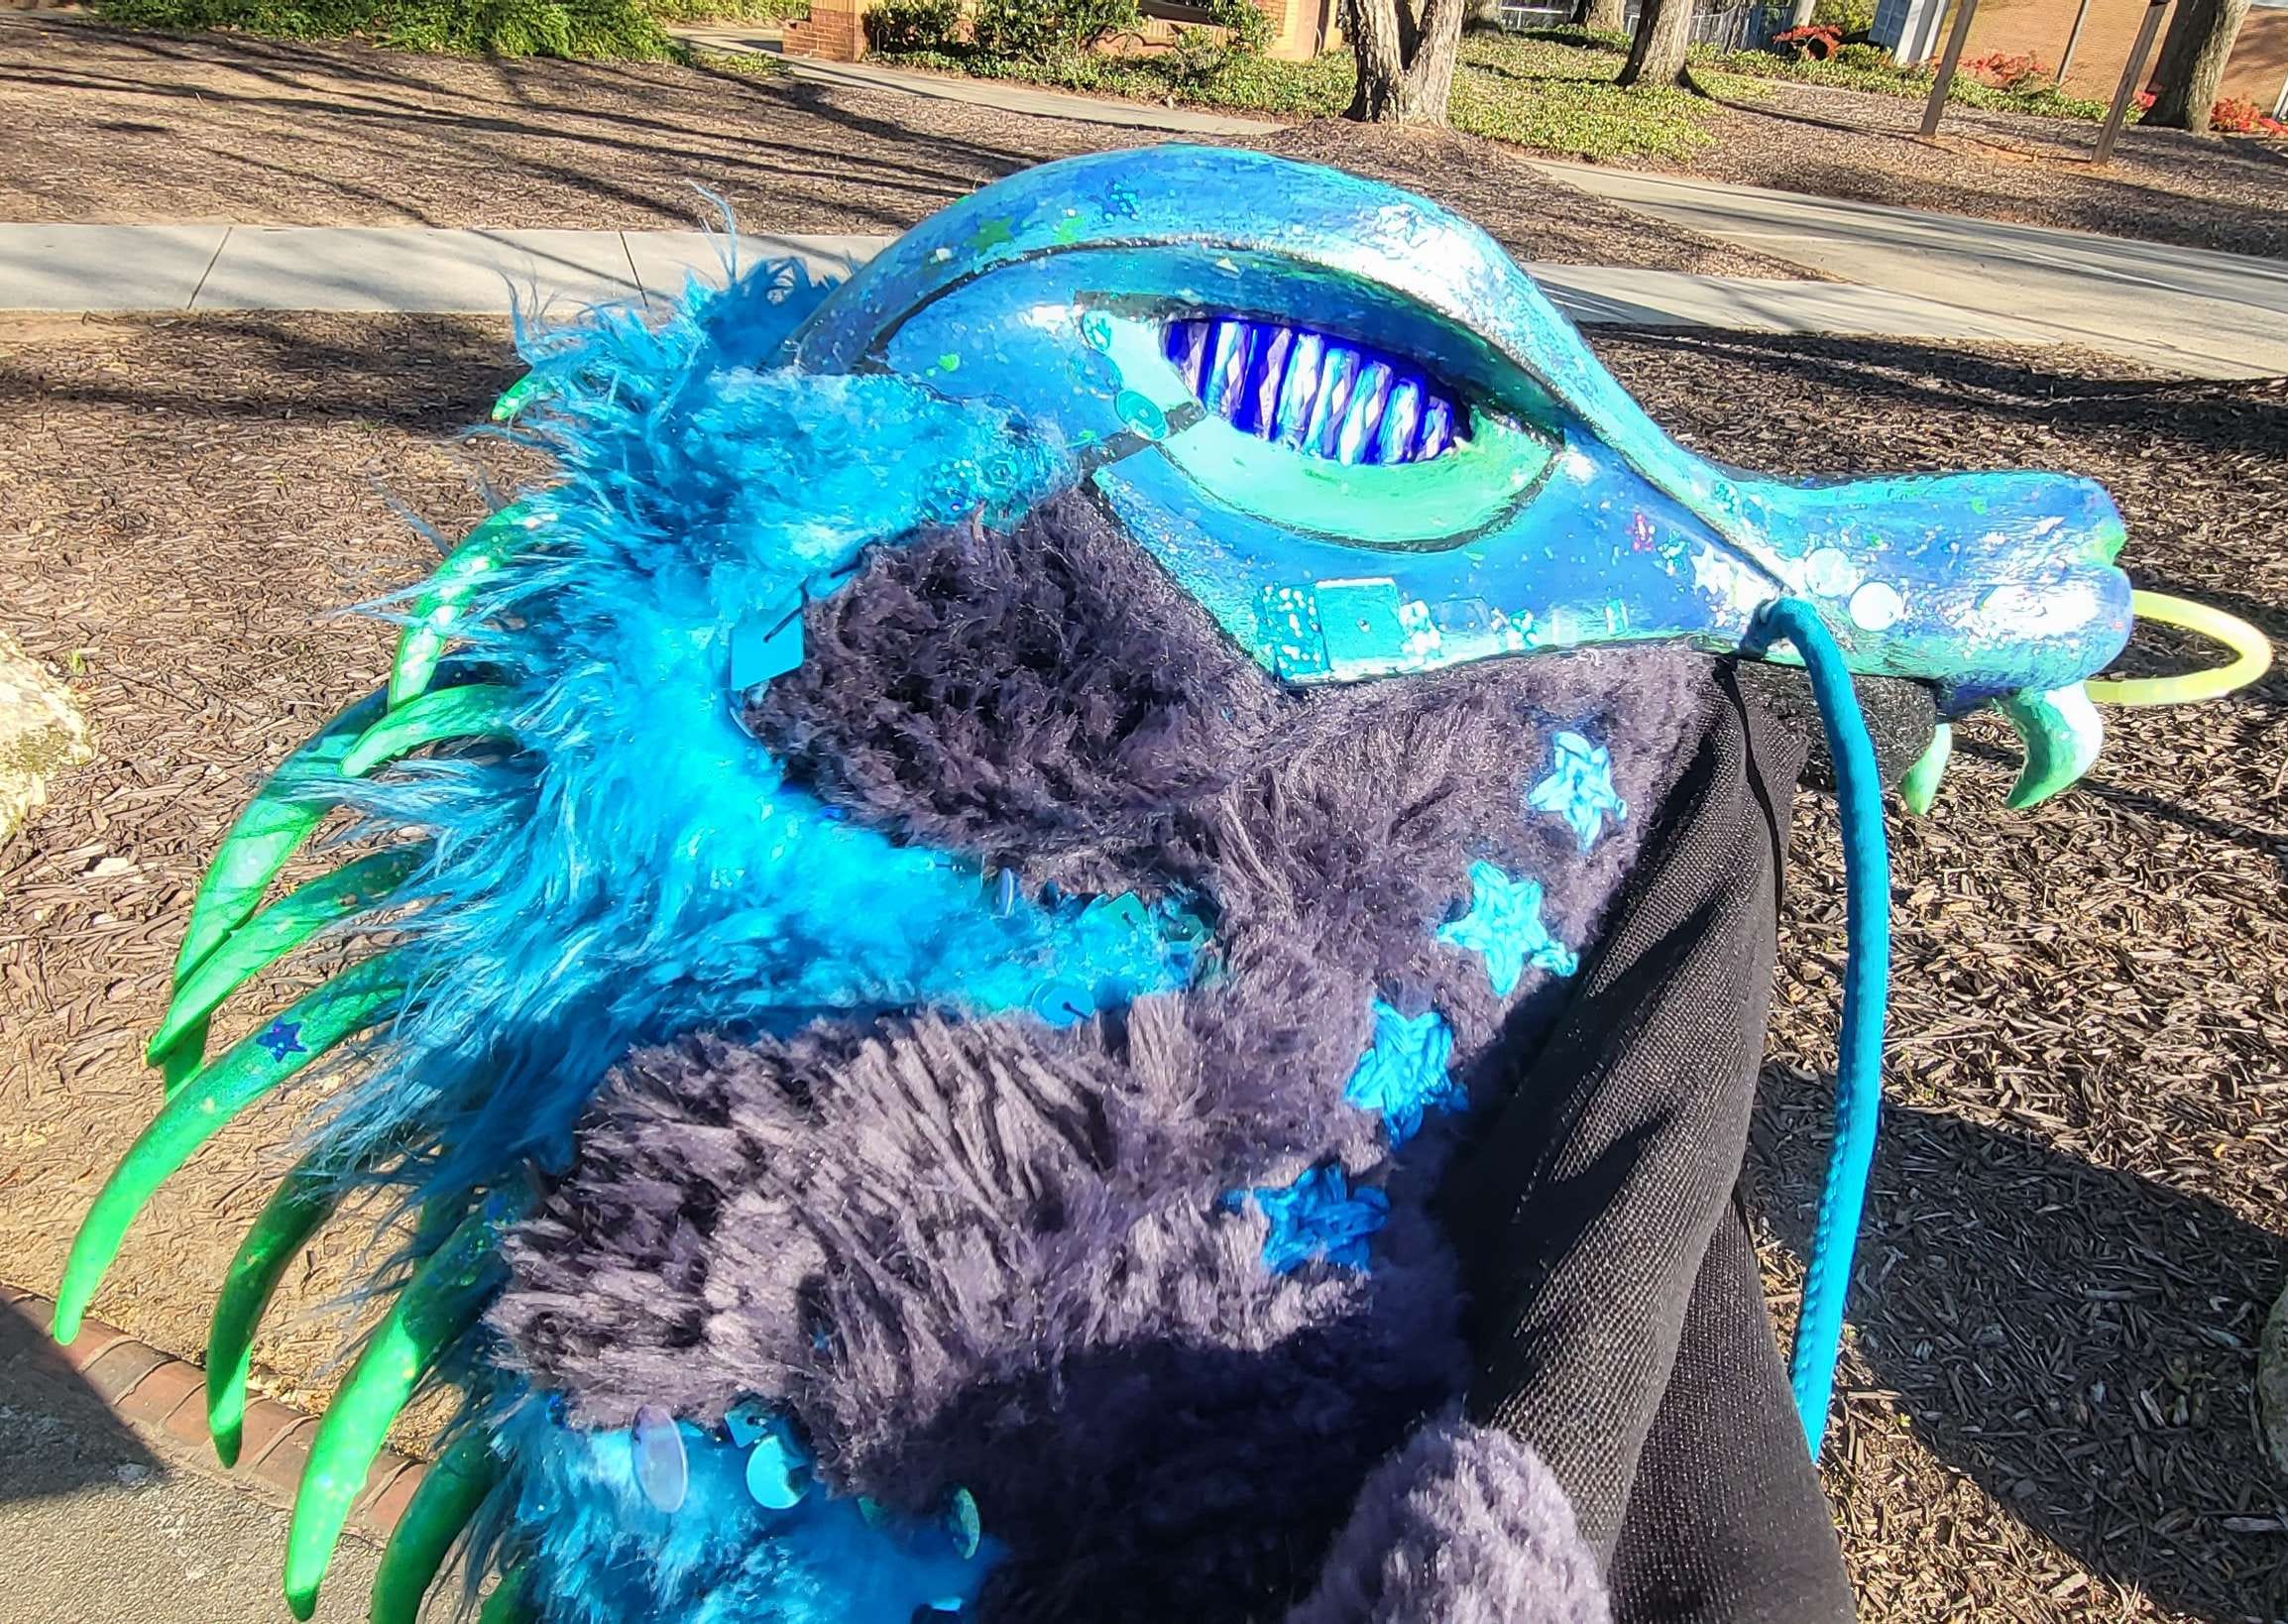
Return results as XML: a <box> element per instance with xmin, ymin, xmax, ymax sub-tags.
<box><xmin>1437</xmin><ymin>663</ymin><xmax>1857</xmax><ymax>1623</ymax></box>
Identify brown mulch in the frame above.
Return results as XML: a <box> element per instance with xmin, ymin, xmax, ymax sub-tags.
<box><xmin>0</xmin><ymin>15</ymin><xmax>1800</xmax><ymax>277</ymax></box>
<box><xmin>1597</xmin><ymin>331</ymin><xmax>2288</xmax><ymax>1623</ymax></box>
<box><xmin>1675</xmin><ymin>75</ymin><xmax>2288</xmax><ymax>263</ymax></box>
<box><xmin>3</xmin><ymin>314</ymin><xmax>2284</xmax><ymax>1617</ymax></box>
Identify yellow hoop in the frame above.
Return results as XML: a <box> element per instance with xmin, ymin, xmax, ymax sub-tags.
<box><xmin>2086</xmin><ymin>589</ymin><xmax>2273</xmax><ymax>707</ymax></box>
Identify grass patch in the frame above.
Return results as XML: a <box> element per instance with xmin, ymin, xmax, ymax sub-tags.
<box><xmin>1697</xmin><ymin>46</ymin><xmax>2116</xmax><ymax>121</ymax></box>
<box><xmin>91</xmin><ymin>0</ymin><xmax>701</xmax><ymax>57</ymax></box>
<box><xmin>877</xmin><ymin>31</ymin><xmax>1728</xmax><ymax>162</ymax></box>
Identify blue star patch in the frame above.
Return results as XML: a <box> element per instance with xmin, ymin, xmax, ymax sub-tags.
<box><xmin>1436</xmin><ymin>862</ymin><xmax>1579</xmax><ymax>996</ymax></box>
<box><xmin>1343</xmin><ymin>1000</ymin><xmax>1460</xmax><ymax>1145</ymax></box>
<box><xmin>255</xmin><ymin>1019</ymin><xmax>306</xmax><ymax>1061</ymax></box>
<box><xmin>1240</xmin><ymin>1163</ymin><xmax>1389</xmax><ymax>1274</ymax></box>
<box><xmin>1528</xmin><ymin>730</ymin><xmax>1627</xmax><ymax>852</ymax></box>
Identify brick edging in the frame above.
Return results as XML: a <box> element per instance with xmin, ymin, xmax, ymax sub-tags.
<box><xmin>6</xmin><ymin>1285</ymin><xmax>428</xmax><ymax>1538</ymax></box>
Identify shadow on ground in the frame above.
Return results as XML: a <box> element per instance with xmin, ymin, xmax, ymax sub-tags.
<box><xmin>1752</xmin><ymin>1091</ymin><xmax>2288</xmax><ymax>1623</ymax></box>
<box><xmin>0</xmin><ymin>1297</ymin><xmax>164</xmax><ymax>1503</ymax></box>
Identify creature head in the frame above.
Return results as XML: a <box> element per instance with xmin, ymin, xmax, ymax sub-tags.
<box><xmin>768</xmin><ymin>145</ymin><xmax>2130</xmax><ymax>803</ymax></box>
<box><xmin>60</xmin><ymin>143</ymin><xmax>2145</xmax><ymax>1624</ymax></box>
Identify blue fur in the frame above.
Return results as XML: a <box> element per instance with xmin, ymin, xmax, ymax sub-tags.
<box><xmin>303</xmin><ymin>264</ymin><xmax>1197</xmax><ymax>1619</ymax></box>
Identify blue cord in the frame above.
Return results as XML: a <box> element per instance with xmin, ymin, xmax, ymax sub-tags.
<box><xmin>1747</xmin><ymin>598</ymin><xmax>1891</xmax><ymax>1460</ymax></box>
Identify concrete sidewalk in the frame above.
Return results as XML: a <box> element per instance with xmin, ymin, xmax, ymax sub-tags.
<box><xmin>0</xmin><ymin>221</ymin><xmax>2055</xmax><ymax>343</ymax></box>
<box><xmin>1536</xmin><ymin>162</ymin><xmax>2288</xmax><ymax>380</ymax></box>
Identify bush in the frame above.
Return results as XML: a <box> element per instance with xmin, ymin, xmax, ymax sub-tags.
<box><xmin>1772</xmin><ymin>22</ymin><xmax>1843</xmax><ymax>58</ymax></box>
<box><xmin>1201</xmin><ymin>0</ymin><xmax>1271</xmax><ymax>56</ymax></box>
<box><xmin>1810</xmin><ymin>0</ymin><xmax>1874</xmax><ymax>33</ymax></box>
<box><xmin>969</xmin><ymin>0</ymin><xmax>1140</xmax><ymax>58</ymax></box>
<box><xmin>1831</xmin><ymin>40</ymin><xmax>1889</xmax><ymax>68</ymax></box>
<box><xmin>862</xmin><ymin>0</ymin><xmax>959</xmax><ymax>51</ymax></box>
<box><xmin>2212</xmin><ymin>95</ymin><xmax>2288</xmax><ymax>136</ymax></box>
<box><xmin>96</xmin><ymin>0</ymin><xmax>680</xmax><ymax>56</ymax></box>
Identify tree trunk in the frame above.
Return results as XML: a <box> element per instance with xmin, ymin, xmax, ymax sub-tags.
<box><xmin>1619</xmin><ymin>0</ymin><xmax>1694</xmax><ymax>84</ymax></box>
<box><xmin>1581</xmin><ymin>0</ymin><xmax>1628</xmax><ymax>34</ymax></box>
<box><xmin>1344</xmin><ymin>0</ymin><xmax>1466</xmax><ymax>123</ymax></box>
<box><xmin>2144</xmin><ymin>0</ymin><xmax>2251</xmax><ymax>129</ymax></box>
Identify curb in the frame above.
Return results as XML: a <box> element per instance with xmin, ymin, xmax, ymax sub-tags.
<box><xmin>4</xmin><ymin>1284</ymin><xmax>428</xmax><ymax>1539</ymax></box>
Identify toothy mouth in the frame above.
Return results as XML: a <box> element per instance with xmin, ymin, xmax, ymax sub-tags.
<box><xmin>1161</xmin><ymin>317</ymin><xmax>1470</xmax><ymax>468</ymax></box>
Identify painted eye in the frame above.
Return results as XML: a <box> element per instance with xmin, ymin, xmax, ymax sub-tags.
<box><xmin>1161</xmin><ymin>318</ymin><xmax>1468</xmax><ymax>467</ymax></box>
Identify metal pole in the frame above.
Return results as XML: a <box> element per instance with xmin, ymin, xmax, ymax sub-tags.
<box><xmin>1918</xmin><ymin>0</ymin><xmax>1983</xmax><ymax>137</ymax></box>
<box><xmin>2057</xmin><ymin>0</ymin><xmax>2093</xmax><ymax>82</ymax></box>
<box><xmin>2094</xmin><ymin>0</ymin><xmax>2168</xmax><ymax>167</ymax></box>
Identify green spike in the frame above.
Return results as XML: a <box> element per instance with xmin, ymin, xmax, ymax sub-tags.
<box><xmin>340</xmin><ymin>685</ymin><xmax>520</xmax><ymax>780</ymax></box>
<box><xmin>490</xmin><ymin>372</ymin><xmax>552</xmax><ymax>422</ymax></box>
<box><xmin>368</xmin><ymin>1432</ymin><xmax>503</xmax><ymax>1624</ymax></box>
<box><xmin>51</xmin><ymin>955</ymin><xmax>409</xmax><ymax>1346</ymax></box>
<box><xmin>172</xmin><ymin>689</ymin><xmax>390</xmax><ymax>991</ymax></box>
<box><xmin>1897</xmin><ymin>722</ymin><xmax>1952</xmax><ymax>817</ymax></box>
<box><xmin>476</xmin><ymin>1565</ymin><xmax>532</xmax><ymax>1624</ymax></box>
<box><xmin>150</xmin><ymin>847</ymin><xmax>427</xmax><ymax>1069</ymax></box>
<box><xmin>1998</xmin><ymin>682</ymin><xmax>2103</xmax><ymax>809</ymax></box>
<box><xmin>390</xmin><ymin>504</ymin><xmax>544</xmax><ymax>709</ymax></box>
<box><xmin>152</xmin><ymin>1019</ymin><xmax>210</xmax><ymax>1098</ymax></box>
<box><xmin>207</xmin><ymin>1156</ymin><xmax>350</xmax><ymax>1468</ymax></box>
<box><xmin>284</xmin><ymin>1201</ymin><xmax>519</xmax><ymax>1623</ymax></box>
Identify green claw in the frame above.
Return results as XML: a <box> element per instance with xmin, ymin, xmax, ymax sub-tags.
<box><xmin>340</xmin><ymin>685</ymin><xmax>521</xmax><ymax>780</ymax></box>
<box><xmin>208</xmin><ymin>1156</ymin><xmax>351</xmax><ymax>1468</ymax></box>
<box><xmin>368</xmin><ymin>1432</ymin><xmax>504</xmax><ymax>1624</ymax></box>
<box><xmin>390</xmin><ymin>505</ymin><xmax>545</xmax><ymax>709</ymax></box>
<box><xmin>477</xmin><ymin>1565</ymin><xmax>532</xmax><ymax>1624</ymax></box>
<box><xmin>52</xmin><ymin>955</ymin><xmax>410</xmax><ymax>1346</ymax></box>
<box><xmin>1998</xmin><ymin>682</ymin><xmax>2103</xmax><ymax>809</ymax></box>
<box><xmin>284</xmin><ymin>1201</ymin><xmax>520</xmax><ymax>1622</ymax></box>
<box><xmin>172</xmin><ymin>690</ymin><xmax>391</xmax><ymax>993</ymax></box>
<box><xmin>152</xmin><ymin>1021</ymin><xmax>210</xmax><ymax>1098</ymax></box>
<box><xmin>490</xmin><ymin>372</ymin><xmax>553</xmax><ymax>422</ymax></box>
<box><xmin>1897</xmin><ymin>722</ymin><xmax>1952</xmax><ymax>816</ymax></box>
<box><xmin>150</xmin><ymin>847</ymin><xmax>427</xmax><ymax>1070</ymax></box>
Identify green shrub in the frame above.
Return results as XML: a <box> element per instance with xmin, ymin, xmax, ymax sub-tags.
<box><xmin>1201</xmin><ymin>0</ymin><xmax>1270</xmax><ymax>56</ymax></box>
<box><xmin>969</xmin><ymin>0</ymin><xmax>1140</xmax><ymax>58</ymax></box>
<box><xmin>1831</xmin><ymin>40</ymin><xmax>1889</xmax><ymax>68</ymax></box>
<box><xmin>95</xmin><ymin>0</ymin><xmax>681</xmax><ymax>56</ymax></box>
<box><xmin>862</xmin><ymin>0</ymin><xmax>959</xmax><ymax>51</ymax></box>
<box><xmin>642</xmin><ymin>0</ymin><xmax>805</xmax><ymax>23</ymax></box>
<box><xmin>1810</xmin><ymin>0</ymin><xmax>1875</xmax><ymax>34</ymax></box>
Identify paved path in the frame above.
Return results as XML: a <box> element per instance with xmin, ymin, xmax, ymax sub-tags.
<box><xmin>676</xmin><ymin>28</ymin><xmax>1278</xmax><ymax>134</ymax></box>
<box><xmin>2</xmin><ymin>1296</ymin><xmax>386</xmax><ymax>1624</ymax></box>
<box><xmin>0</xmin><ymin>222</ymin><xmax>2050</xmax><ymax>342</ymax></box>
<box><xmin>1536</xmin><ymin>162</ymin><xmax>2288</xmax><ymax>380</ymax></box>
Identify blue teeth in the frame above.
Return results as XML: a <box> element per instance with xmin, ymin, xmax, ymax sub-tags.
<box><xmin>1159</xmin><ymin>317</ymin><xmax>1467</xmax><ymax>465</ymax></box>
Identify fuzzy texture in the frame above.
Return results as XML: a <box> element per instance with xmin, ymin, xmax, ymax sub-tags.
<box><xmin>493</xmin><ymin>494</ymin><xmax>1715</xmax><ymax>1618</ymax></box>
<box><xmin>1289</xmin><ymin>1418</ymin><xmax>1611</xmax><ymax>1624</ymax></box>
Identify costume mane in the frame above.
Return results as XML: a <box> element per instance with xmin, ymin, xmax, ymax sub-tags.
<box><xmin>54</xmin><ymin>146</ymin><xmax>2166</xmax><ymax>1623</ymax></box>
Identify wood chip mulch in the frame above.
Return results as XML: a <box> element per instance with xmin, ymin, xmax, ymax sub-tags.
<box><xmin>2</xmin><ymin>314</ymin><xmax>2283</xmax><ymax>1619</ymax></box>
<box><xmin>0</xmin><ymin>15</ymin><xmax>1799</xmax><ymax>277</ymax></box>
<box><xmin>1671</xmin><ymin>75</ymin><xmax>2288</xmax><ymax>264</ymax></box>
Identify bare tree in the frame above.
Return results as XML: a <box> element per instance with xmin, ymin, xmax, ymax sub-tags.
<box><xmin>1618</xmin><ymin>0</ymin><xmax>1694</xmax><ymax>84</ymax></box>
<box><xmin>2144</xmin><ymin>0</ymin><xmax>2252</xmax><ymax>129</ymax></box>
<box><xmin>1343</xmin><ymin>0</ymin><xmax>1467</xmax><ymax>123</ymax></box>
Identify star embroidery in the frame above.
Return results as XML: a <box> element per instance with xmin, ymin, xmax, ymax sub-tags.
<box><xmin>1242</xmin><ymin>1163</ymin><xmax>1389</xmax><ymax>1275</ymax></box>
<box><xmin>1436</xmin><ymin>862</ymin><xmax>1578</xmax><ymax>996</ymax></box>
<box><xmin>1343</xmin><ymin>1000</ymin><xmax>1460</xmax><ymax>1145</ymax></box>
<box><xmin>256</xmin><ymin>1019</ymin><xmax>306</xmax><ymax>1061</ymax></box>
<box><xmin>1528</xmin><ymin>730</ymin><xmax>1628</xmax><ymax>852</ymax></box>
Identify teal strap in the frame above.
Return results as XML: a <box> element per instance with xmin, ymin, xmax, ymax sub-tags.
<box><xmin>1747</xmin><ymin>599</ymin><xmax>1891</xmax><ymax>1459</ymax></box>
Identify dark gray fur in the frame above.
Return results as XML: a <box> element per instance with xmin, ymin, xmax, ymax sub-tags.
<box><xmin>494</xmin><ymin>492</ymin><xmax>1714</xmax><ymax>1617</ymax></box>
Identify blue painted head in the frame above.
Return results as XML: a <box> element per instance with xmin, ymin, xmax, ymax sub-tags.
<box><xmin>772</xmin><ymin>145</ymin><xmax>2131</xmax><ymax>802</ymax></box>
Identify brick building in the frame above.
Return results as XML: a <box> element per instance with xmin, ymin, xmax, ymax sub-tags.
<box><xmin>1875</xmin><ymin>0</ymin><xmax>2288</xmax><ymax>115</ymax></box>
